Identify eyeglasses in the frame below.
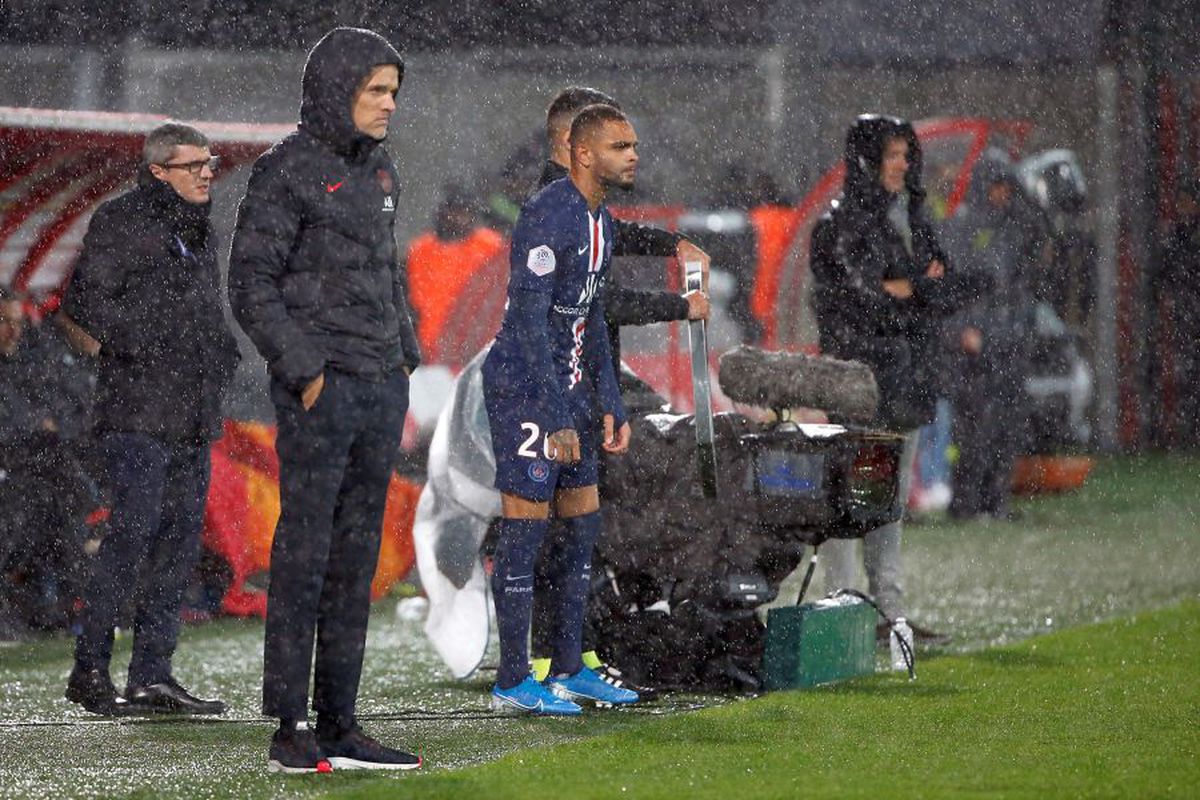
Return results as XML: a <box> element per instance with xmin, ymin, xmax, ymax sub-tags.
<box><xmin>158</xmin><ymin>156</ymin><xmax>220</xmax><ymax>176</ymax></box>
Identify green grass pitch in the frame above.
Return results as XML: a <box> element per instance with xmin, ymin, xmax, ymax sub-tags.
<box><xmin>0</xmin><ymin>454</ymin><xmax>1197</xmax><ymax>798</ymax></box>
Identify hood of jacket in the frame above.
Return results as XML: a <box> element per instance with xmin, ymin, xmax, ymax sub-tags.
<box><xmin>960</xmin><ymin>148</ymin><xmax>1056</xmax><ymax>241</ymax></box>
<box><xmin>971</xmin><ymin>147</ymin><xmax>1018</xmax><ymax>192</ymax></box>
<box><xmin>299</xmin><ymin>26</ymin><xmax>405</xmax><ymax>159</ymax></box>
<box><xmin>842</xmin><ymin>114</ymin><xmax>926</xmax><ymax>213</ymax></box>
<box><xmin>963</xmin><ymin>148</ymin><xmax>1028</xmax><ymax>220</ymax></box>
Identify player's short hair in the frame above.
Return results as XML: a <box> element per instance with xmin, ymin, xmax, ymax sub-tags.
<box><xmin>143</xmin><ymin>122</ymin><xmax>209</xmax><ymax>166</ymax></box>
<box><xmin>546</xmin><ymin>86</ymin><xmax>620</xmax><ymax>140</ymax></box>
<box><xmin>568</xmin><ymin>104</ymin><xmax>631</xmax><ymax>153</ymax></box>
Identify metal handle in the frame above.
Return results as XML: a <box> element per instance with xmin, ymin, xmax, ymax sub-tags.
<box><xmin>685</xmin><ymin>261</ymin><xmax>718</xmax><ymax>498</ymax></box>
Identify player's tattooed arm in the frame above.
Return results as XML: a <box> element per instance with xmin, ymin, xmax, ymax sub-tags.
<box><xmin>547</xmin><ymin>428</ymin><xmax>581</xmax><ymax>464</ymax></box>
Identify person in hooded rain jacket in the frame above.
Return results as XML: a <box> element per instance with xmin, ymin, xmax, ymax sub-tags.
<box><xmin>939</xmin><ymin>154</ymin><xmax>1046</xmax><ymax>519</ymax></box>
<box><xmin>228</xmin><ymin>27</ymin><xmax>421</xmax><ymax>774</ymax></box>
<box><xmin>811</xmin><ymin>114</ymin><xmax>978</xmax><ymax>643</ymax></box>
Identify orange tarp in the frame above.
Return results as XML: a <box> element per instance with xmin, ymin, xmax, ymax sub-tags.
<box><xmin>748</xmin><ymin>204</ymin><xmax>804</xmax><ymax>330</ymax></box>
<box><xmin>203</xmin><ymin>419</ymin><xmax>419</xmax><ymax>617</ymax></box>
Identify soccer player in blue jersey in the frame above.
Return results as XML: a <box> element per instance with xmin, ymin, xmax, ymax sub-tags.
<box><xmin>482</xmin><ymin>104</ymin><xmax>641</xmax><ymax>715</ymax></box>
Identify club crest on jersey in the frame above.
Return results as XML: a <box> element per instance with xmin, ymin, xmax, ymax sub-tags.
<box><xmin>527</xmin><ymin>244</ymin><xmax>556</xmax><ymax>276</ymax></box>
<box><xmin>382</xmin><ymin>195</ymin><xmax>395</xmax><ymax>212</ymax></box>
<box><xmin>528</xmin><ymin>460</ymin><xmax>551</xmax><ymax>483</ymax></box>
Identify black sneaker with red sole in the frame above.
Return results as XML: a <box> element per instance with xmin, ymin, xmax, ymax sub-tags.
<box><xmin>316</xmin><ymin>722</ymin><xmax>421</xmax><ymax>771</ymax></box>
<box><xmin>268</xmin><ymin>722</ymin><xmax>333</xmax><ymax>774</ymax></box>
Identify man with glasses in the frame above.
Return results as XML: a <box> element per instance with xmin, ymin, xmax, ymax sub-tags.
<box><xmin>62</xmin><ymin>122</ymin><xmax>241</xmax><ymax>716</ymax></box>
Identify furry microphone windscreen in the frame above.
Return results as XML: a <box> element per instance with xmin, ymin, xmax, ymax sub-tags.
<box><xmin>717</xmin><ymin>345</ymin><xmax>879</xmax><ymax>424</ymax></box>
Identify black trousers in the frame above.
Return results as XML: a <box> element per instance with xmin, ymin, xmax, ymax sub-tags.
<box><xmin>950</xmin><ymin>359</ymin><xmax>1026</xmax><ymax>518</ymax></box>
<box><xmin>262</xmin><ymin>370</ymin><xmax>408</xmax><ymax>724</ymax></box>
<box><xmin>74</xmin><ymin>432</ymin><xmax>209</xmax><ymax>686</ymax></box>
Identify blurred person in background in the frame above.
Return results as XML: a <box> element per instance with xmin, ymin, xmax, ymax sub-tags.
<box><xmin>0</xmin><ymin>290</ymin><xmax>46</xmax><ymax>639</ymax></box>
<box><xmin>1154</xmin><ymin>176</ymin><xmax>1200</xmax><ymax>448</ymax></box>
<box><xmin>705</xmin><ymin>162</ymin><xmax>792</xmax><ymax>343</ymax></box>
<box><xmin>0</xmin><ymin>292</ymin><xmax>101</xmax><ymax>638</ymax></box>
<box><xmin>405</xmin><ymin>184</ymin><xmax>505</xmax><ymax>364</ymax></box>
<box><xmin>940</xmin><ymin>155</ymin><xmax>1047</xmax><ymax>520</ymax></box>
<box><xmin>909</xmin><ymin>162</ymin><xmax>962</xmax><ymax>514</ymax></box>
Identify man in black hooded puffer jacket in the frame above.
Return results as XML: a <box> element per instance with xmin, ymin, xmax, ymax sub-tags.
<box><xmin>811</xmin><ymin>115</ymin><xmax>978</xmax><ymax>643</ymax></box>
<box><xmin>229</xmin><ymin>27</ymin><xmax>421</xmax><ymax>773</ymax></box>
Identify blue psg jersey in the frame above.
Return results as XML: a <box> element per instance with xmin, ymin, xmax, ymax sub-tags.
<box><xmin>484</xmin><ymin>177</ymin><xmax>624</xmax><ymax>431</ymax></box>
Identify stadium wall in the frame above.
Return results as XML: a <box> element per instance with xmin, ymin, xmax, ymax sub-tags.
<box><xmin>4</xmin><ymin>43</ymin><xmax>1192</xmax><ymax>448</ymax></box>
<box><xmin>0</xmin><ymin>43</ymin><xmax>1102</xmax><ymax>246</ymax></box>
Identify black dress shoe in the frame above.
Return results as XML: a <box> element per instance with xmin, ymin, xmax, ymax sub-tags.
<box><xmin>66</xmin><ymin>666</ymin><xmax>136</xmax><ymax>716</ymax></box>
<box><xmin>125</xmin><ymin>678</ymin><xmax>227</xmax><ymax>715</ymax></box>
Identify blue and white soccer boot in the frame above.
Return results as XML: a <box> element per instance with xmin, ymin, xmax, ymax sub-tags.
<box><xmin>545</xmin><ymin>666</ymin><xmax>639</xmax><ymax>707</ymax></box>
<box><xmin>491</xmin><ymin>676</ymin><xmax>583</xmax><ymax>716</ymax></box>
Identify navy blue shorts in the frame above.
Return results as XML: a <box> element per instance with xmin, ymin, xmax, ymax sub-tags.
<box><xmin>484</xmin><ymin>391</ymin><xmax>598</xmax><ymax>503</ymax></box>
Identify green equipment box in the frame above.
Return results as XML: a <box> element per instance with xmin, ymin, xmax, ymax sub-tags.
<box><xmin>762</xmin><ymin>597</ymin><xmax>876</xmax><ymax>690</ymax></box>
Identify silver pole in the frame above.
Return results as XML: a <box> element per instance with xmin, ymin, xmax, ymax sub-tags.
<box><xmin>1093</xmin><ymin>65</ymin><xmax>1121</xmax><ymax>451</ymax></box>
<box><xmin>686</xmin><ymin>261</ymin><xmax>718</xmax><ymax>497</ymax></box>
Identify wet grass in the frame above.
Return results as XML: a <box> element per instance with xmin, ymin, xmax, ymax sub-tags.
<box><xmin>339</xmin><ymin>600</ymin><xmax>1200</xmax><ymax>799</ymax></box>
<box><xmin>898</xmin><ymin>453</ymin><xmax>1200</xmax><ymax>652</ymax></box>
<box><xmin>0</xmin><ymin>453</ymin><xmax>1196</xmax><ymax>799</ymax></box>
